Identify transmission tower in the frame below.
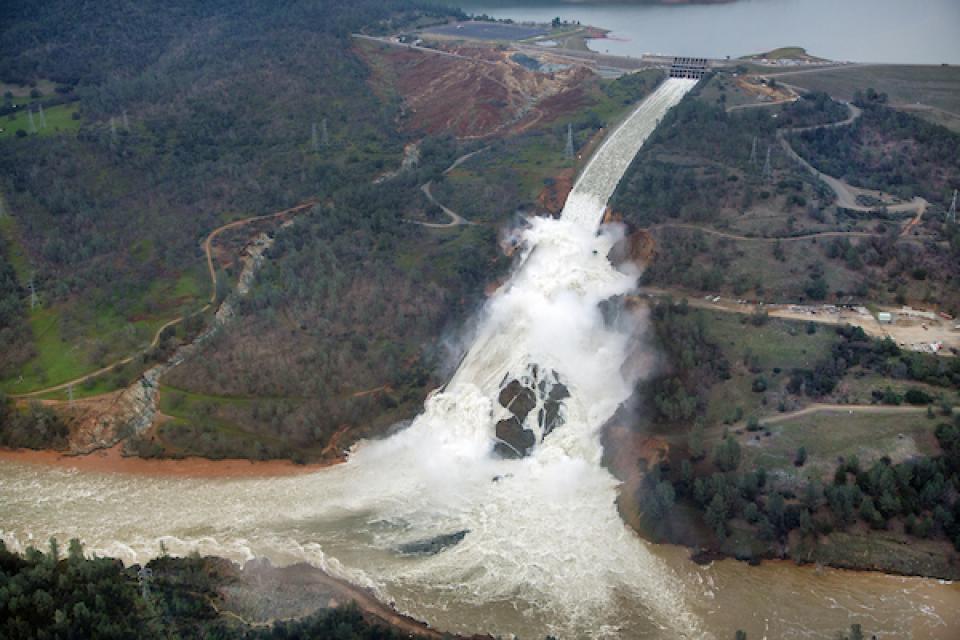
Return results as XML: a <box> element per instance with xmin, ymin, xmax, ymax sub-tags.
<box><xmin>321</xmin><ymin>118</ymin><xmax>330</xmax><ymax>146</ymax></box>
<box><xmin>762</xmin><ymin>145</ymin><xmax>773</xmax><ymax>180</ymax></box>
<box><xmin>749</xmin><ymin>136</ymin><xmax>757</xmax><ymax>165</ymax></box>
<box><xmin>28</xmin><ymin>274</ymin><xmax>38</xmax><ymax>309</ymax></box>
<box><xmin>948</xmin><ymin>189</ymin><xmax>958</xmax><ymax>224</ymax></box>
<box><xmin>564</xmin><ymin>123</ymin><xmax>575</xmax><ymax>160</ymax></box>
<box><xmin>122</xmin><ymin>109</ymin><xmax>130</xmax><ymax>130</ymax></box>
<box><xmin>311</xmin><ymin>122</ymin><xmax>319</xmax><ymax>152</ymax></box>
<box><xmin>137</xmin><ymin>566</ymin><xmax>153</xmax><ymax>601</ymax></box>
<box><xmin>27</xmin><ymin>109</ymin><xmax>37</xmax><ymax>133</ymax></box>
<box><xmin>67</xmin><ymin>384</ymin><xmax>74</xmax><ymax>405</ymax></box>
<box><xmin>38</xmin><ymin>104</ymin><xmax>47</xmax><ymax>129</ymax></box>
<box><xmin>109</xmin><ymin>117</ymin><xmax>117</xmax><ymax>143</ymax></box>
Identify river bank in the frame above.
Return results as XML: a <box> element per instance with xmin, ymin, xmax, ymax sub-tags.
<box><xmin>602</xmin><ymin>393</ymin><xmax>960</xmax><ymax>582</ymax></box>
<box><xmin>0</xmin><ymin>444</ymin><xmax>340</xmax><ymax>478</ymax></box>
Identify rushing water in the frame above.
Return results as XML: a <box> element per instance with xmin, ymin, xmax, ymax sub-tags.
<box><xmin>3</xmin><ymin>78</ymin><xmax>960</xmax><ymax>638</ymax></box>
<box><xmin>448</xmin><ymin>0</ymin><xmax>960</xmax><ymax>64</ymax></box>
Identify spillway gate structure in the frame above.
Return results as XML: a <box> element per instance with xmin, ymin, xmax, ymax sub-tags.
<box><xmin>669</xmin><ymin>57</ymin><xmax>708</xmax><ymax>79</ymax></box>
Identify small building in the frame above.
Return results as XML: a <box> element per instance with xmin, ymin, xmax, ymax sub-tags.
<box><xmin>877</xmin><ymin>312</ymin><xmax>893</xmax><ymax>324</ymax></box>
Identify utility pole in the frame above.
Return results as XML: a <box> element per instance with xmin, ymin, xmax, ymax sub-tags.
<box><xmin>311</xmin><ymin>122</ymin><xmax>319</xmax><ymax>152</ymax></box>
<box><xmin>321</xmin><ymin>118</ymin><xmax>330</xmax><ymax>147</ymax></box>
<box><xmin>67</xmin><ymin>384</ymin><xmax>74</xmax><ymax>405</ymax></box>
<box><xmin>122</xmin><ymin>109</ymin><xmax>130</xmax><ymax>130</ymax></box>
<box><xmin>109</xmin><ymin>117</ymin><xmax>117</xmax><ymax>144</ymax></box>
<box><xmin>38</xmin><ymin>104</ymin><xmax>47</xmax><ymax>129</ymax></box>
<box><xmin>948</xmin><ymin>189</ymin><xmax>958</xmax><ymax>224</ymax></box>
<box><xmin>27</xmin><ymin>109</ymin><xmax>37</xmax><ymax>133</ymax></box>
<box><xmin>564</xmin><ymin>123</ymin><xmax>575</xmax><ymax>160</ymax></box>
<box><xmin>762</xmin><ymin>145</ymin><xmax>772</xmax><ymax>180</ymax></box>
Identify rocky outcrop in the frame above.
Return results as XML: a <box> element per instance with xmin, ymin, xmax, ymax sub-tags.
<box><xmin>62</xmin><ymin>233</ymin><xmax>278</xmax><ymax>454</ymax></box>
<box><xmin>397</xmin><ymin>530</ymin><xmax>468</xmax><ymax>556</ymax></box>
<box><xmin>493</xmin><ymin>367</ymin><xmax>569</xmax><ymax>459</ymax></box>
<box><xmin>494</xmin><ymin>417</ymin><xmax>536</xmax><ymax>459</ymax></box>
<box><xmin>605</xmin><ymin>219</ymin><xmax>655</xmax><ymax>269</ymax></box>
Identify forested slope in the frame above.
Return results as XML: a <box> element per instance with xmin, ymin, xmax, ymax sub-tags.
<box><xmin>0</xmin><ymin>0</ymin><xmax>459</xmax><ymax>389</ymax></box>
<box><xmin>0</xmin><ymin>0</ymin><xmax>518</xmax><ymax>459</ymax></box>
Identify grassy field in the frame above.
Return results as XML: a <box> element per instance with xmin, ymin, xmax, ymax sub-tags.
<box><xmin>0</xmin><ymin>264</ymin><xmax>207</xmax><ymax>394</ymax></box>
<box><xmin>832</xmin><ymin>370</ymin><xmax>960</xmax><ymax>406</ymax></box>
<box><xmin>780</xmin><ymin>64</ymin><xmax>960</xmax><ymax>130</ymax></box>
<box><xmin>705</xmin><ymin>311</ymin><xmax>839</xmax><ymax>370</ymax></box>
<box><xmin>0</xmin><ymin>80</ymin><xmax>60</xmax><ymax>98</ymax></box>
<box><xmin>0</xmin><ymin>103</ymin><xmax>80</xmax><ymax>139</ymax></box>
<box><xmin>700</xmin><ymin>311</ymin><xmax>840</xmax><ymax>425</ymax></box>
<box><xmin>742</xmin><ymin>47</ymin><xmax>827</xmax><ymax>62</ymax></box>
<box><xmin>739</xmin><ymin>410</ymin><xmax>939</xmax><ymax>487</ymax></box>
<box><xmin>153</xmin><ymin>385</ymin><xmax>320</xmax><ymax>460</ymax></box>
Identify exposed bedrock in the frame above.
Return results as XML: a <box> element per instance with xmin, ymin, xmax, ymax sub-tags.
<box><xmin>493</xmin><ymin>369</ymin><xmax>570</xmax><ymax>459</ymax></box>
<box><xmin>397</xmin><ymin>530</ymin><xmax>469</xmax><ymax>556</ymax></box>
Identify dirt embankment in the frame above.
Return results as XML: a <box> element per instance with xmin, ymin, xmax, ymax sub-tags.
<box><xmin>536</xmin><ymin>168</ymin><xmax>575</xmax><ymax>214</ymax></box>
<box><xmin>0</xmin><ymin>443</ymin><xmax>336</xmax><ymax>478</ymax></box>
<box><xmin>359</xmin><ymin>43</ymin><xmax>592</xmax><ymax>139</ymax></box>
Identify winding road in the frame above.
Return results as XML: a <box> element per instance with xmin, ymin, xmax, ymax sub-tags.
<box><xmin>776</xmin><ymin>102</ymin><xmax>928</xmax><ymax>227</ymax></box>
<box><xmin>410</xmin><ymin>149</ymin><xmax>487</xmax><ymax>228</ymax></box>
<box><xmin>12</xmin><ymin>201</ymin><xmax>316</xmax><ymax>399</ymax></box>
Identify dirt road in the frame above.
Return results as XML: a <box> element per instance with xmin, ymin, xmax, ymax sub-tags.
<box><xmin>12</xmin><ymin>201</ymin><xmax>316</xmax><ymax>398</ymax></box>
<box><xmin>409</xmin><ymin>149</ymin><xmax>487</xmax><ymax>228</ymax></box>
<box><xmin>416</xmin><ymin>182</ymin><xmax>472</xmax><ymax>228</ymax></box>
<box><xmin>636</xmin><ymin>287</ymin><xmax>960</xmax><ymax>355</ymax></box>
<box><xmin>776</xmin><ymin>102</ymin><xmax>928</xmax><ymax>225</ymax></box>
<box><xmin>648</xmin><ymin>222</ymin><xmax>879</xmax><ymax>243</ymax></box>
<box><xmin>755</xmin><ymin>403</ymin><xmax>928</xmax><ymax>426</ymax></box>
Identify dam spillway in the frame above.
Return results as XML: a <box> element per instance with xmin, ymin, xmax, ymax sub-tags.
<box><xmin>2</xmin><ymin>77</ymin><xmax>957</xmax><ymax>639</ymax></box>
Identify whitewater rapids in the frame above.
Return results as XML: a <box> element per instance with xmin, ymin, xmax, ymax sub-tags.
<box><xmin>9</xmin><ymin>77</ymin><xmax>957</xmax><ymax>639</ymax></box>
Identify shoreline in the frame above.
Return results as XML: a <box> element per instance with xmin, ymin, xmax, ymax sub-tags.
<box><xmin>604</xmin><ymin>422</ymin><xmax>960</xmax><ymax>582</ymax></box>
<box><xmin>0</xmin><ymin>444</ymin><xmax>343</xmax><ymax>478</ymax></box>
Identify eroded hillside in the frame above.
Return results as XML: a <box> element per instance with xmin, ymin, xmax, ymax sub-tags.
<box><xmin>359</xmin><ymin>41</ymin><xmax>593</xmax><ymax>138</ymax></box>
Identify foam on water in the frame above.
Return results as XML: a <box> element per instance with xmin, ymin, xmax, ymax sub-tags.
<box><xmin>12</xmin><ymin>78</ymin><xmax>955</xmax><ymax>639</ymax></box>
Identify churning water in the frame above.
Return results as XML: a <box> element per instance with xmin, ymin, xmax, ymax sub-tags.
<box><xmin>3</xmin><ymin>78</ymin><xmax>960</xmax><ymax>638</ymax></box>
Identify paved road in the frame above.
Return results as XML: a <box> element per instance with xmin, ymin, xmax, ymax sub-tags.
<box><xmin>759</xmin><ymin>63</ymin><xmax>879</xmax><ymax>79</ymax></box>
<box><xmin>352</xmin><ymin>33</ymin><xmax>498</xmax><ymax>67</ymax></box>
<box><xmin>726</xmin><ymin>98</ymin><xmax>798</xmax><ymax>113</ymax></box>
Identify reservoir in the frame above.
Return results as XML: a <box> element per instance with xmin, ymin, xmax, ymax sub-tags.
<box><xmin>447</xmin><ymin>0</ymin><xmax>960</xmax><ymax>64</ymax></box>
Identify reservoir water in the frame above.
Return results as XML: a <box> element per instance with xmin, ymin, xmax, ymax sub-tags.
<box><xmin>3</xmin><ymin>79</ymin><xmax>960</xmax><ymax>638</ymax></box>
<box><xmin>448</xmin><ymin>0</ymin><xmax>960</xmax><ymax>64</ymax></box>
